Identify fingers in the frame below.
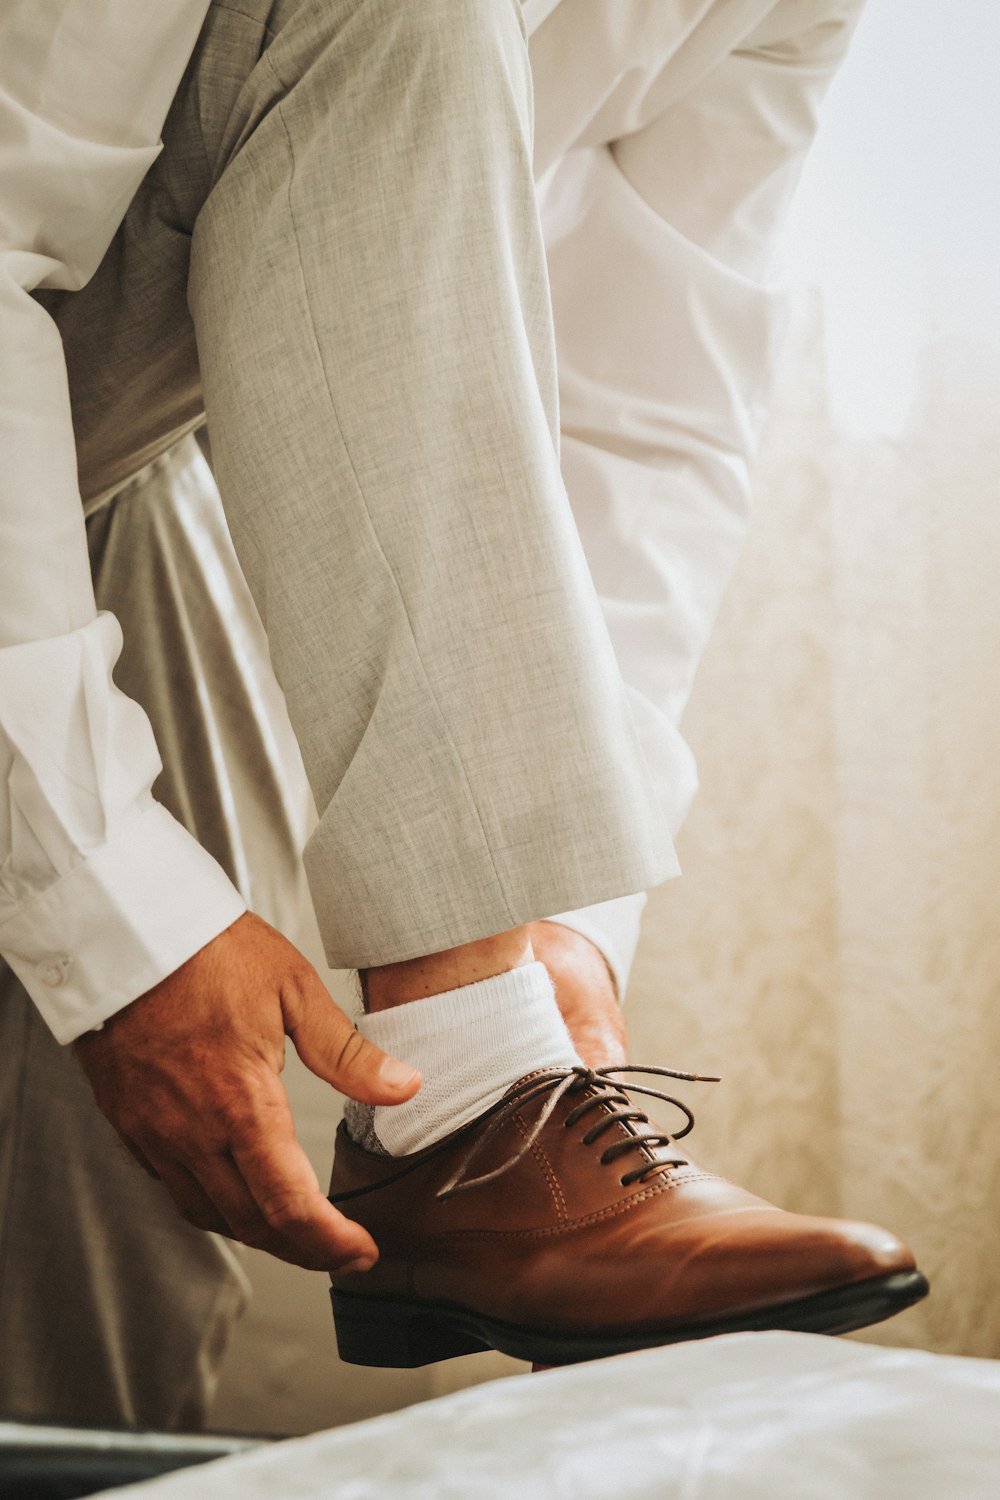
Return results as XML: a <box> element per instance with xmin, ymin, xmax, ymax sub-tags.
<box><xmin>73</xmin><ymin>915</ymin><xmax>406</xmax><ymax>1269</ymax></box>
<box><xmin>285</xmin><ymin>969</ymin><xmax>421</xmax><ymax>1106</ymax></box>
<box><xmin>135</xmin><ymin>1078</ymin><xmax>379</xmax><ymax>1272</ymax></box>
<box><xmin>143</xmin><ymin>1143</ymin><xmax>378</xmax><ymax>1272</ymax></box>
<box><xmin>152</xmin><ymin>1160</ymin><xmax>232</xmax><ymax>1238</ymax></box>
<box><xmin>227</xmin><ymin>1123</ymin><xmax>378</xmax><ymax>1272</ymax></box>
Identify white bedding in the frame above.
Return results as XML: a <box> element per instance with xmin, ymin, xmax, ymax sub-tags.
<box><xmin>102</xmin><ymin>1332</ymin><xmax>1000</xmax><ymax>1499</ymax></box>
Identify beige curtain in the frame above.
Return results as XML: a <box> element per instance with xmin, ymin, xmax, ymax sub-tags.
<box><xmin>630</xmin><ymin>290</ymin><xmax>1000</xmax><ymax>1365</ymax></box>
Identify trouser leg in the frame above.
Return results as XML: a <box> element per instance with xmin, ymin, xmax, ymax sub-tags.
<box><xmin>0</xmin><ymin>964</ymin><xmax>248</xmax><ymax>1430</ymax></box>
<box><xmin>50</xmin><ymin>0</ymin><xmax>678</xmax><ymax>978</ymax></box>
<box><xmin>529</xmin><ymin>0</ymin><xmax>866</xmax><ymax>986</ymax></box>
<box><xmin>0</xmin><ymin>444</ymin><xmax>271</xmax><ymax>1430</ymax></box>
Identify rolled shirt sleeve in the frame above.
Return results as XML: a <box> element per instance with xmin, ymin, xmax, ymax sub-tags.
<box><xmin>0</xmin><ymin>1</ymin><xmax>248</xmax><ymax>1042</ymax></box>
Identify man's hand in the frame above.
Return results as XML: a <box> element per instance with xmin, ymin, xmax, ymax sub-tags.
<box><xmin>73</xmin><ymin>912</ymin><xmax>420</xmax><ymax>1271</ymax></box>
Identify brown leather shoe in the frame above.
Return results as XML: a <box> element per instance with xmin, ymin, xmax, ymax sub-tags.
<box><xmin>328</xmin><ymin>1065</ymin><xmax>928</xmax><ymax>1367</ymax></box>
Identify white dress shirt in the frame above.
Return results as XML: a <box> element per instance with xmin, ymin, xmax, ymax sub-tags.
<box><xmin>0</xmin><ymin>1</ymin><xmax>246</xmax><ymax>1043</ymax></box>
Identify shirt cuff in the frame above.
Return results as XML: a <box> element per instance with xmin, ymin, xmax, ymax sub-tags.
<box><xmin>0</xmin><ymin>801</ymin><xmax>248</xmax><ymax>1043</ymax></box>
<box><xmin>541</xmin><ymin>891</ymin><xmax>648</xmax><ymax>1002</ymax></box>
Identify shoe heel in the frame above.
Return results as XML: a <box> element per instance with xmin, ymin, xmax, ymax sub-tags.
<box><xmin>331</xmin><ymin>1290</ymin><xmax>490</xmax><ymax>1368</ymax></box>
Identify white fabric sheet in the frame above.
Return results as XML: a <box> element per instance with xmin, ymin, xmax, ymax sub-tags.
<box><xmin>100</xmin><ymin>1333</ymin><xmax>1000</xmax><ymax>1499</ymax></box>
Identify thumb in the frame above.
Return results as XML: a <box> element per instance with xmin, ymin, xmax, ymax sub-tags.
<box><xmin>285</xmin><ymin>971</ymin><xmax>421</xmax><ymax>1105</ymax></box>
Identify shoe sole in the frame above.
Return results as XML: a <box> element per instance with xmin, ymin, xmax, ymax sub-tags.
<box><xmin>330</xmin><ymin>1269</ymin><xmax>929</xmax><ymax>1368</ymax></box>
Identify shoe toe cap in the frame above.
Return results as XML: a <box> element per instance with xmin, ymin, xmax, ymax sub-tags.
<box><xmin>717</xmin><ymin>1208</ymin><xmax>918</xmax><ymax>1310</ymax></box>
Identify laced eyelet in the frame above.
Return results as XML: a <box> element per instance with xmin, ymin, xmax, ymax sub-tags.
<box><xmin>425</xmin><ymin>1062</ymin><xmax>717</xmax><ymax>1201</ymax></box>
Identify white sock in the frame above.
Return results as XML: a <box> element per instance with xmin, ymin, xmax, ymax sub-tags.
<box><xmin>343</xmin><ymin>961</ymin><xmax>580</xmax><ymax>1157</ymax></box>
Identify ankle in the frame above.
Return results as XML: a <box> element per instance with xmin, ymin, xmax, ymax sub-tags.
<box><xmin>526</xmin><ymin>921</ymin><xmax>628</xmax><ymax>1069</ymax></box>
<box><xmin>346</xmin><ymin>959</ymin><xmax>578</xmax><ymax>1156</ymax></box>
<box><xmin>362</xmin><ymin>927</ymin><xmax>535</xmax><ymax>1012</ymax></box>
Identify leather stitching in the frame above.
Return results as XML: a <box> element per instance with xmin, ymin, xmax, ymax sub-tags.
<box><xmin>416</xmin><ymin>1172</ymin><xmax>721</xmax><ymax>1249</ymax></box>
<box><xmin>514</xmin><ymin>1112</ymin><xmax>567</xmax><ymax>1221</ymax></box>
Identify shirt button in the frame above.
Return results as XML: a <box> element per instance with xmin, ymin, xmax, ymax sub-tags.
<box><xmin>39</xmin><ymin>959</ymin><xmax>68</xmax><ymax>988</ymax></box>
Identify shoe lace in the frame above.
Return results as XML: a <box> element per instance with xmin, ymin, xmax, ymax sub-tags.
<box><xmin>436</xmin><ymin>1064</ymin><xmax>719</xmax><ymax>1200</ymax></box>
<box><xmin>331</xmin><ymin>1064</ymin><xmax>718</xmax><ymax>1206</ymax></box>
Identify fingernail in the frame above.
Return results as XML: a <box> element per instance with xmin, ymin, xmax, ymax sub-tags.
<box><xmin>379</xmin><ymin>1057</ymin><xmax>421</xmax><ymax>1091</ymax></box>
<box><xmin>341</xmin><ymin>1256</ymin><xmax>376</xmax><ymax>1275</ymax></box>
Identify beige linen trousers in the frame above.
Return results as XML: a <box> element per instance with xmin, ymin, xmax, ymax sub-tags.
<box><xmin>0</xmin><ymin>0</ymin><xmax>863</xmax><ymax>1428</ymax></box>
